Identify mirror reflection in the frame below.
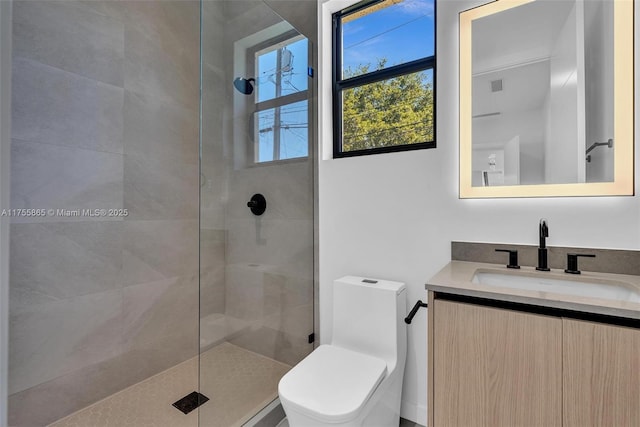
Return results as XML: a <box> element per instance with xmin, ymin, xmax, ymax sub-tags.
<box><xmin>471</xmin><ymin>0</ymin><xmax>614</xmax><ymax>187</ymax></box>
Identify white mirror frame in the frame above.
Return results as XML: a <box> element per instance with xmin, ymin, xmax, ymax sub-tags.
<box><xmin>459</xmin><ymin>0</ymin><xmax>634</xmax><ymax>198</ymax></box>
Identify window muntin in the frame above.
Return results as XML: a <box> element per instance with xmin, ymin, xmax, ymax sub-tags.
<box><xmin>253</xmin><ymin>35</ymin><xmax>309</xmax><ymax>163</ymax></box>
<box><xmin>333</xmin><ymin>0</ymin><xmax>436</xmax><ymax>157</ymax></box>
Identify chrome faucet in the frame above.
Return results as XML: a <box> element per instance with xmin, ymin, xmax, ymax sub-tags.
<box><xmin>536</xmin><ymin>219</ymin><xmax>550</xmax><ymax>271</ymax></box>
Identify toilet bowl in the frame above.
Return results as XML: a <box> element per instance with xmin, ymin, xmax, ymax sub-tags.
<box><xmin>278</xmin><ymin>276</ymin><xmax>407</xmax><ymax>426</ymax></box>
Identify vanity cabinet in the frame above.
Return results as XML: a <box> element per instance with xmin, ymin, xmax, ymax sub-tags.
<box><xmin>431</xmin><ymin>299</ymin><xmax>562</xmax><ymax>427</ymax></box>
<box><xmin>563</xmin><ymin>319</ymin><xmax>640</xmax><ymax>426</ymax></box>
<box><xmin>430</xmin><ymin>297</ymin><xmax>640</xmax><ymax>427</ymax></box>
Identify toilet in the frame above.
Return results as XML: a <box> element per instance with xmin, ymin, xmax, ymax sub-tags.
<box><xmin>278</xmin><ymin>276</ymin><xmax>407</xmax><ymax>426</ymax></box>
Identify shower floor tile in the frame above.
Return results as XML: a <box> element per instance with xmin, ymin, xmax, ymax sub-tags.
<box><xmin>200</xmin><ymin>342</ymin><xmax>291</xmax><ymax>427</ymax></box>
<box><xmin>49</xmin><ymin>342</ymin><xmax>291</xmax><ymax>427</ymax></box>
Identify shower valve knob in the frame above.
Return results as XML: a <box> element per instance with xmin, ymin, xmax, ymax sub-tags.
<box><xmin>247</xmin><ymin>194</ymin><xmax>266</xmax><ymax>216</ymax></box>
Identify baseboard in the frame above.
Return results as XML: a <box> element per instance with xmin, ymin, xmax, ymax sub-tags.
<box><xmin>401</xmin><ymin>399</ymin><xmax>428</xmax><ymax>427</ymax></box>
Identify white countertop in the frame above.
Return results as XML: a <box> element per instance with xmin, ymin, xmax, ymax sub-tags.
<box><xmin>426</xmin><ymin>261</ymin><xmax>640</xmax><ymax>320</ymax></box>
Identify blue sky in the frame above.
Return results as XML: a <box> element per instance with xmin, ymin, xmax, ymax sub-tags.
<box><xmin>342</xmin><ymin>0</ymin><xmax>435</xmax><ymax>75</ymax></box>
<box><xmin>256</xmin><ymin>38</ymin><xmax>308</xmax><ymax>103</ymax></box>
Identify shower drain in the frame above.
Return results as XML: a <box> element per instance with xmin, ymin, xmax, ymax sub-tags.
<box><xmin>172</xmin><ymin>391</ymin><xmax>210</xmax><ymax>414</ymax></box>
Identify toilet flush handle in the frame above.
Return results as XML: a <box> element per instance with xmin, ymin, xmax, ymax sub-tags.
<box><xmin>405</xmin><ymin>300</ymin><xmax>428</xmax><ymax>324</ymax></box>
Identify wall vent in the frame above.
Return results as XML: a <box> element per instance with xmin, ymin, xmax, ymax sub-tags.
<box><xmin>491</xmin><ymin>79</ymin><xmax>503</xmax><ymax>92</ymax></box>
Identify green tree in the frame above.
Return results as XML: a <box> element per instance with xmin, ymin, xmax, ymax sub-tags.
<box><xmin>342</xmin><ymin>59</ymin><xmax>434</xmax><ymax>152</ymax></box>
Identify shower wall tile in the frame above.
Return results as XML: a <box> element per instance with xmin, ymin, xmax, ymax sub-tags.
<box><xmin>264</xmin><ymin>0</ymin><xmax>318</xmax><ymax>42</ymax></box>
<box><xmin>200</xmin><ymin>61</ymin><xmax>229</xmax><ymax>231</ymax></box>
<box><xmin>224</xmin><ymin>1</ymin><xmax>283</xmax><ymax>43</ymax></box>
<box><xmin>200</xmin><ymin>229</ymin><xmax>226</xmax><ymax>317</ymax></box>
<box><xmin>12</xmin><ymin>0</ymin><xmax>125</xmax><ymax>87</ymax></box>
<box><xmin>226</xmin><ymin>218</ymin><xmax>313</xmax><ymax>278</ymax></box>
<box><xmin>226</xmin><ymin>162</ymin><xmax>313</xmax><ymax>221</ymax></box>
<box><xmin>122</xmin><ymin>275</ymin><xmax>199</xmax><ymax>350</ymax></box>
<box><xmin>10</xmin><ymin>221</ymin><xmax>123</xmax><ymax>308</ymax></box>
<box><xmin>120</xmin><ymin>327</ymin><xmax>199</xmax><ymax>390</ymax></box>
<box><xmin>225</xmin><ymin>263</ymin><xmax>272</xmax><ymax>322</ymax></box>
<box><xmin>123</xmin><ymin>91</ymin><xmax>199</xmax><ymax>166</ymax></box>
<box><xmin>81</xmin><ymin>0</ymin><xmax>200</xmax><ymax>73</ymax></box>
<box><xmin>228</xmin><ymin>326</ymin><xmax>312</xmax><ymax>367</ymax></box>
<box><xmin>122</xmin><ymin>220</ymin><xmax>198</xmax><ymax>286</ymax></box>
<box><xmin>8</xmin><ymin>354</ymin><xmax>131</xmax><ymax>427</ymax></box>
<box><xmin>9</xmin><ymin>289</ymin><xmax>123</xmax><ymax>395</ymax></box>
<box><xmin>201</xmin><ymin>13</ymin><xmax>226</xmax><ymax>73</ymax></box>
<box><xmin>11</xmin><ymin>57</ymin><xmax>124</xmax><ymax>154</ymax></box>
<box><xmin>123</xmin><ymin>154</ymin><xmax>198</xmax><ymax>221</ymax></box>
<box><xmin>124</xmin><ymin>25</ymin><xmax>198</xmax><ymax>111</ymax></box>
<box><xmin>10</xmin><ymin>139</ymin><xmax>123</xmax><ymax>221</ymax></box>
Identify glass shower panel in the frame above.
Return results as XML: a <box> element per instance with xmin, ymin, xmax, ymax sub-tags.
<box><xmin>199</xmin><ymin>1</ymin><xmax>314</xmax><ymax>425</ymax></box>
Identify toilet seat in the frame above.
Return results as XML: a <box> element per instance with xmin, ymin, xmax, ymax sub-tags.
<box><xmin>278</xmin><ymin>345</ymin><xmax>387</xmax><ymax>424</ymax></box>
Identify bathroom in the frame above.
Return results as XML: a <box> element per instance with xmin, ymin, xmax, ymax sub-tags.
<box><xmin>1</xmin><ymin>0</ymin><xmax>639</xmax><ymax>426</ymax></box>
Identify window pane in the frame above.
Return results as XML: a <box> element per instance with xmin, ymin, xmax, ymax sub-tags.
<box><xmin>341</xmin><ymin>0</ymin><xmax>435</xmax><ymax>79</ymax></box>
<box><xmin>257</xmin><ymin>38</ymin><xmax>308</xmax><ymax>103</ymax></box>
<box><xmin>257</xmin><ymin>100</ymin><xmax>308</xmax><ymax>162</ymax></box>
<box><xmin>341</xmin><ymin>69</ymin><xmax>433</xmax><ymax>152</ymax></box>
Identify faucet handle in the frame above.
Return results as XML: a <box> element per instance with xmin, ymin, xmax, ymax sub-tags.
<box><xmin>495</xmin><ymin>249</ymin><xmax>520</xmax><ymax>269</ymax></box>
<box><xmin>564</xmin><ymin>253</ymin><xmax>596</xmax><ymax>275</ymax></box>
<box><xmin>539</xmin><ymin>218</ymin><xmax>549</xmax><ymax>238</ymax></box>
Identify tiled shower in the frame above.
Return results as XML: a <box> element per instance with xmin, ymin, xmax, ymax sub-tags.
<box><xmin>7</xmin><ymin>1</ymin><xmax>316</xmax><ymax>425</ymax></box>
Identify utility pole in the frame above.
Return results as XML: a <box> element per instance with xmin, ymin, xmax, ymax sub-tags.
<box><xmin>273</xmin><ymin>47</ymin><xmax>283</xmax><ymax>160</ymax></box>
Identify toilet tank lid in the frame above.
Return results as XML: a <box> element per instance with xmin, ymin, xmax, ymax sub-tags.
<box><xmin>278</xmin><ymin>345</ymin><xmax>387</xmax><ymax>423</ymax></box>
<box><xmin>335</xmin><ymin>276</ymin><xmax>406</xmax><ymax>294</ymax></box>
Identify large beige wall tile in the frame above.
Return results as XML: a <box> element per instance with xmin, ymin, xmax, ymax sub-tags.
<box><xmin>226</xmin><ymin>218</ymin><xmax>313</xmax><ymax>277</ymax></box>
<box><xmin>123</xmin><ymin>91</ymin><xmax>198</xmax><ymax>166</ymax></box>
<box><xmin>13</xmin><ymin>0</ymin><xmax>124</xmax><ymax>87</ymax></box>
<box><xmin>122</xmin><ymin>220</ymin><xmax>198</xmax><ymax>286</ymax></box>
<box><xmin>8</xmin><ymin>354</ymin><xmax>131</xmax><ymax>427</ymax></box>
<box><xmin>200</xmin><ymin>229</ymin><xmax>226</xmax><ymax>316</ymax></box>
<box><xmin>9</xmin><ymin>289</ymin><xmax>123</xmax><ymax>395</ymax></box>
<box><xmin>228</xmin><ymin>326</ymin><xmax>312</xmax><ymax>366</ymax></box>
<box><xmin>227</xmin><ymin>162</ymin><xmax>313</xmax><ymax>221</ymax></box>
<box><xmin>12</xmin><ymin>58</ymin><xmax>124</xmax><ymax>154</ymax></box>
<box><xmin>123</xmin><ymin>154</ymin><xmax>198</xmax><ymax>220</ymax></box>
<box><xmin>122</xmin><ymin>275</ymin><xmax>199</xmax><ymax>349</ymax></box>
<box><xmin>10</xmin><ymin>221</ymin><xmax>123</xmax><ymax>307</ymax></box>
<box><xmin>10</xmin><ymin>139</ymin><xmax>123</xmax><ymax>222</ymax></box>
<box><xmin>124</xmin><ymin>26</ymin><xmax>198</xmax><ymax>111</ymax></box>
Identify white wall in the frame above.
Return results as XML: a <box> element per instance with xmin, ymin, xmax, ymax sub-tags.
<box><xmin>0</xmin><ymin>1</ymin><xmax>10</xmax><ymax>425</ymax></box>
<box><xmin>318</xmin><ymin>1</ymin><xmax>640</xmax><ymax>425</ymax></box>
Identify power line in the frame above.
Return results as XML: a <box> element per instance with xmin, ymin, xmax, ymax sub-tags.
<box><xmin>344</xmin><ymin>14</ymin><xmax>428</xmax><ymax>50</ymax></box>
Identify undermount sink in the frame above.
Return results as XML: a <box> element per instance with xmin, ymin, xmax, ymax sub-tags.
<box><xmin>472</xmin><ymin>270</ymin><xmax>640</xmax><ymax>303</ymax></box>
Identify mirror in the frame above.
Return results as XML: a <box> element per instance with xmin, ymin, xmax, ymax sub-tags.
<box><xmin>459</xmin><ymin>0</ymin><xmax>634</xmax><ymax>198</ymax></box>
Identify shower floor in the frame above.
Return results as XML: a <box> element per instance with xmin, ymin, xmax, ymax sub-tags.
<box><xmin>49</xmin><ymin>342</ymin><xmax>291</xmax><ymax>427</ymax></box>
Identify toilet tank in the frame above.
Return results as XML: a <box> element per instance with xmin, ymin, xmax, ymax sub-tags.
<box><xmin>331</xmin><ymin>276</ymin><xmax>407</xmax><ymax>370</ymax></box>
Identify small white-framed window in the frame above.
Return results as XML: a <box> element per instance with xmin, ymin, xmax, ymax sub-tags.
<box><xmin>252</xmin><ymin>34</ymin><xmax>310</xmax><ymax>163</ymax></box>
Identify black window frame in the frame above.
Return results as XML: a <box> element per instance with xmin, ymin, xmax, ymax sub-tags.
<box><xmin>332</xmin><ymin>0</ymin><xmax>437</xmax><ymax>158</ymax></box>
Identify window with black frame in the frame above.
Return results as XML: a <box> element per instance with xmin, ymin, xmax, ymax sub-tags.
<box><xmin>333</xmin><ymin>0</ymin><xmax>436</xmax><ymax>157</ymax></box>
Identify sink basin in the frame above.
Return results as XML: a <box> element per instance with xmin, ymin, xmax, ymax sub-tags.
<box><xmin>472</xmin><ymin>270</ymin><xmax>640</xmax><ymax>303</ymax></box>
